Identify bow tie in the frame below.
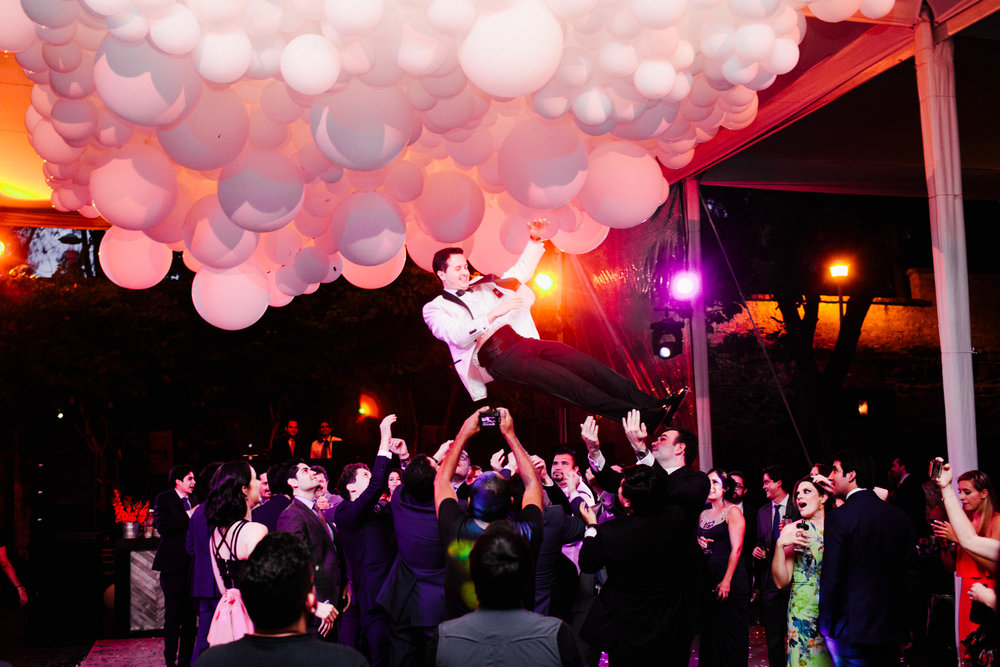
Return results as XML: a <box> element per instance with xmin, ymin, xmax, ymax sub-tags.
<box><xmin>456</xmin><ymin>289</ymin><xmax>469</xmax><ymax>296</ymax></box>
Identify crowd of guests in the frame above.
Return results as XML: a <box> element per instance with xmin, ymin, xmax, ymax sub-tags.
<box><xmin>149</xmin><ymin>407</ymin><xmax>998</xmax><ymax>667</ymax></box>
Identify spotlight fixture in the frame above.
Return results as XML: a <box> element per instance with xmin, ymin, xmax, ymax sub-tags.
<box><xmin>651</xmin><ymin>319</ymin><xmax>685</xmax><ymax>359</ymax></box>
<box><xmin>669</xmin><ymin>271</ymin><xmax>700</xmax><ymax>301</ymax></box>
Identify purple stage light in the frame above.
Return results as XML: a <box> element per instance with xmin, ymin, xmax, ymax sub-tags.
<box><xmin>669</xmin><ymin>272</ymin><xmax>699</xmax><ymax>301</ymax></box>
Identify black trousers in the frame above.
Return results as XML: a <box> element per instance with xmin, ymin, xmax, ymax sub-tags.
<box><xmin>481</xmin><ymin>335</ymin><xmax>660</xmax><ymax>421</ymax></box>
<box><xmin>159</xmin><ymin>571</ymin><xmax>196</xmax><ymax>667</ymax></box>
<box><xmin>762</xmin><ymin>586</ymin><xmax>791</xmax><ymax>667</ymax></box>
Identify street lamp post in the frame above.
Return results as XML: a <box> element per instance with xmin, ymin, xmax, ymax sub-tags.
<box><xmin>830</xmin><ymin>261</ymin><xmax>850</xmax><ymax>323</ymax></box>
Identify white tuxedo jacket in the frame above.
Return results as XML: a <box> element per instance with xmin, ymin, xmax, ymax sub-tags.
<box><xmin>422</xmin><ymin>241</ymin><xmax>545</xmax><ymax>401</ymax></box>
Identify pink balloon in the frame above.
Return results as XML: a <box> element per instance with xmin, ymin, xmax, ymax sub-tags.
<box><xmin>91</xmin><ymin>144</ymin><xmax>179</xmax><ymax>230</ymax></box>
<box><xmin>21</xmin><ymin>0</ymin><xmax>79</xmax><ymax>29</ymax></box>
<box><xmin>0</xmin><ymin>0</ymin><xmax>38</xmax><ymax>53</ymax></box>
<box><xmin>192</xmin><ymin>264</ymin><xmax>270</xmax><ymax>330</ymax></box>
<box><xmin>158</xmin><ymin>87</ymin><xmax>250</xmax><ymax>170</ymax></box>
<box><xmin>577</xmin><ymin>142</ymin><xmax>668</xmax><ymax>229</ymax></box>
<box><xmin>93</xmin><ymin>35</ymin><xmax>203</xmax><ymax>127</ymax></box>
<box><xmin>384</xmin><ymin>161</ymin><xmax>423</xmax><ymax>202</ymax></box>
<box><xmin>50</xmin><ymin>98</ymin><xmax>98</xmax><ymax>143</ymax></box>
<box><xmin>217</xmin><ymin>147</ymin><xmax>304</xmax><ymax>232</ymax></box>
<box><xmin>498</xmin><ymin>117</ymin><xmax>588</xmax><ymax>209</ymax></box>
<box><xmin>405</xmin><ymin>223</ymin><xmax>473</xmax><ymax>273</ymax></box>
<box><xmin>274</xmin><ymin>263</ymin><xmax>308</xmax><ymax>296</ymax></box>
<box><xmin>99</xmin><ymin>227</ymin><xmax>173</xmax><ymax>289</ymax></box>
<box><xmin>310</xmin><ymin>81</ymin><xmax>415</xmax><ymax>171</ymax></box>
<box><xmin>29</xmin><ymin>119</ymin><xmax>85</xmax><ymax>164</ymax></box>
<box><xmin>331</xmin><ymin>192</ymin><xmax>406</xmax><ymax>267</ymax></box>
<box><xmin>550</xmin><ymin>211</ymin><xmax>610</xmax><ymax>254</ymax></box>
<box><xmin>293</xmin><ymin>245</ymin><xmax>330</xmax><ymax>283</ymax></box>
<box><xmin>341</xmin><ymin>245</ymin><xmax>407</xmax><ymax>289</ymax></box>
<box><xmin>467</xmin><ymin>202</ymin><xmax>519</xmax><ymax>276</ymax></box>
<box><xmin>183</xmin><ymin>195</ymin><xmax>259</xmax><ymax>269</ymax></box>
<box><xmin>49</xmin><ymin>50</ymin><xmax>96</xmax><ymax>99</ymax></box>
<box><xmin>414</xmin><ymin>170</ymin><xmax>484</xmax><ymax>243</ymax></box>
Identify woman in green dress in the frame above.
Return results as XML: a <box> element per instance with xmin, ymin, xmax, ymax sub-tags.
<box><xmin>772</xmin><ymin>475</ymin><xmax>835</xmax><ymax>667</ymax></box>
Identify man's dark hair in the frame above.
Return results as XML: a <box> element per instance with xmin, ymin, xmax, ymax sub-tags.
<box><xmin>833</xmin><ymin>449</ymin><xmax>875</xmax><ymax>489</ymax></box>
<box><xmin>621</xmin><ymin>464</ymin><xmax>663</xmax><ymax>516</ymax></box>
<box><xmin>198</xmin><ymin>461</ymin><xmax>224</xmax><ymax>494</ymax></box>
<box><xmin>762</xmin><ymin>464</ymin><xmax>791</xmax><ymax>492</ymax></box>
<box><xmin>267</xmin><ymin>461</ymin><xmax>292</xmax><ymax>497</ymax></box>
<box><xmin>310</xmin><ymin>464</ymin><xmax>328</xmax><ymax>480</ymax></box>
<box><xmin>432</xmin><ymin>247</ymin><xmax>465</xmax><ymax>275</ymax></box>
<box><xmin>469</xmin><ymin>524</ymin><xmax>531</xmax><ymax>610</ymax></box>
<box><xmin>336</xmin><ymin>462</ymin><xmax>370</xmax><ymax>501</ymax></box>
<box><xmin>893</xmin><ymin>454</ymin><xmax>917</xmax><ymax>475</ymax></box>
<box><xmin>401</xmin><ymin>455</ymin><xmax>436</xmax><ymax>504</ymax></box>
<box><xmin>552</xmin><ymin>447</ymin><xmax>581</xmax><ymax>470</ymax></box>
<box><xmin>239</xmin><ymin>532</ymin><xmax>313</xmax><ymax>632</ymax></box>
<box><xmin>168</xmin><ymin>464</ymin><xmax>195</xmax><ymax>486</ymax></box>
<box><xmin>468</xmin><ymin>471</ymin><xmax>512</xmax><ymax>521</ymax></box>
<box><xmin>283</xmin><ymin>457</ymin><xmax>307</xmax><ymax>489</ymax></box>
<box><xmin>659</xmin><ymin>427</ymin><xmax>698</xmax><ymax>466</ymax></box>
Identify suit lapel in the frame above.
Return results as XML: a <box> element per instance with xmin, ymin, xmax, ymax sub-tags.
<box><xmin>440</xmin><ymin>291</ymin><xmax>473</xmax><ymax>317</ymax></box>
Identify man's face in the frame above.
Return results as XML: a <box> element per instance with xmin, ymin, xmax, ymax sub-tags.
<box><xmin>830</xmin><ymin>460</ymin><xmax>852</xmax><ymax>496</ymax></box>
<box><xmin>437</xmin><ymin>253</ymin><xmax>471</xmax><ymax>292</ymax></box>
<box><xmin>762</xmin><ymin>474</ymin><xmax>783</xmax><ymax>501</ymax></box>
<box><xmin>730</xmin><ymin>474</ymin><xmax>746</xmax><ymax>502</ymax></box>
<box><xmin>314</xmin><ymin>472</ymin><xmax>328</xmax><ymax>495</ymax></box>
<box><xmin>890</xmin><ymin>458</ymin><xmax>904</xmax><ymax>482</ymax></box>
<box><xmin>290</xmin><ymin>462</ymin><xmax>318</xmax><ymax>493</ymax></box>
<box><xmin>319</xmin><ymin>422</ymin><xmax>331</xmax><ymax>436</ymax></box>
<box><xmin>286</xmin><ymin>421</ymin><xmax>299</xmax><ymax>437</ymax></box>
<box><xmin>175</xmin><ymin>472</ymin><xmax>196</xmax><ymax>495</ymax></box>
<box><xmin>346</xmin><ymin>468</ymin><xmax>372</xmax><ymax>501</ymax></box>
<box><xmin>651</xmin><ymin>429</ymin><xmax>683</xmax><ymax>466</ymax></box>
<box><xmin>454</xmin><ymin>449</ymin><xmax>471</xmax><ymax>478</ymax></box>
<box><xmin>259</xmin><ymin>472</ymin><xmax>271</xmax><ymax>499</ymax></box>
<box><xmin>551</xmin><ymin>454</ymin><xmax>579</xmax><ymax>489</ymax></box>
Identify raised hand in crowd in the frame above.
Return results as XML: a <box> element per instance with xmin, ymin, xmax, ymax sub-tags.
<box><xmin>621</xmin><ymin>409</ymin><xmax>649</xmax><ymax>458</ymax></box>
<box><xmin>933</xmin><ymin>458</ymin><xmax>1000</xmax><ymax>564</ymax></box>
<box><xmin>580</xmin><ymin>416</ymin><xmax>600</xmax><ymax>458</ymax></box>
<box><xmin>530</xmin><ymin>455</ymin><xmax>553</xmax><ymax>486</ymax></box>
<box><xmin>490</xmin><ymin>449</ymin><xmax>507</xmax><ymax>473</ymax></box>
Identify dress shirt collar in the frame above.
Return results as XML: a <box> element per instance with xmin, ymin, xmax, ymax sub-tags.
<box><xmin>664</xmin><ymin>465</ymin><xmax>683</xmax><ymax>475</ymax></box>
<box><xmin>846</xmin><ymin>487</ymin><xmax>865</xmax><ymax>500</ymax></box>
<box><xmin>293</xmin><ymin>494</ymin><xmax>316</xmax><ymax>510</ymax></box>
<box><xmin>174</xmin><ymin>489</ymin><xmax>188</xmax><ymax>501</ymax></box>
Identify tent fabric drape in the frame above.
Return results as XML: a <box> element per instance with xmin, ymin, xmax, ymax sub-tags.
<box><xmin>914</xmin><ymin>13</ymin><xmax>978</xmax><ymax>479</ymax></box>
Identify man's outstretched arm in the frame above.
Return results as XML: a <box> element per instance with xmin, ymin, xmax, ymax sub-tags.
<box><xmin>434</xmin><ymin>408</ymin><xmax>485</xmax><ymax>516</ymax></box>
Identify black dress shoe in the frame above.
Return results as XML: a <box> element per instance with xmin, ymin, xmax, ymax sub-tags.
<box><xmin>659</xmin><ymin>386</ymin><xmax>689</xmax><ymax>426</ymax></box>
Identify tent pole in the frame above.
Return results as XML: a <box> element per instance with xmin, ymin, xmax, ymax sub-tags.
<box><xmin>915</xmin><ymin>12</ymin><xmax>977</xmax><ymax>657</ymax></box>
<box><xmin>914</xmin><ymin>11</ymin><xmax>978</xmax><ymax>475</ymax></box>
<box><xmin>683</xmin><ymin>178</ymin><xmax>713</xmax><ymax>469</ymax></box>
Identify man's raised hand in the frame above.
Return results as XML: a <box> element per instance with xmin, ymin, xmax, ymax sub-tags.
<box><xmin>580</xmin><ymin>416</ymin><xmax>600</xmax><ymax>455</ymax></box>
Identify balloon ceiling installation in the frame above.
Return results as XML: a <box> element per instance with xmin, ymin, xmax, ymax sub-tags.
<box><xmin>2</xmin><ymin>0</ymin><xmax>893</xmax><ymax>330</ymax></box>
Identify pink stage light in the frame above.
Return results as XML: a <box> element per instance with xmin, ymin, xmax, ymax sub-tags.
<box><xmin>669</xmin><ymin>272</ymin><xmax>700</xmax><ymax>301</ymax></box>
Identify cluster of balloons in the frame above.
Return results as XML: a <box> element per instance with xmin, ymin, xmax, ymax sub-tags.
<box><xmin>1</xmin><ymin>0</ymin><xmax>893</xmax><ymax>329</ymax></box>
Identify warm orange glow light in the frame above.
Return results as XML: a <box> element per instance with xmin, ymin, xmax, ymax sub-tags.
<box><xmin>534</xmin><ymin>272</ymin><xmax>555</xmax><ymax>292</ymax></box>
<box><xmin>358</xmin><ymin>392</ymin><xmax>381</xmax><ymax>419</ymax></box>
<box><xmin>0</xmin><ymin>240</ymin><xmax>6</xmax><ymax>255</ymax></box>
<box><xmin>858</xmin><ymin>400</ymin><xmax>869</xmax><ymax>416</ymax></box>
<box><xmin>830</xmin><ymin>262</ymin><xmax>849</xmax><ymax>279</ymax></box>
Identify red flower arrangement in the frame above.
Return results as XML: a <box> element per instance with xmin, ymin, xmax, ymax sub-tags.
<box><xmin>112</xmin><ymin>489</ymin><xmax>150</xmax><ymax>523</ymax></box>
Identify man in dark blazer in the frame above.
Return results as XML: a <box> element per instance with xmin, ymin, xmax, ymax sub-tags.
<box><xmin>152</xmin><ymin>464</ymin><xmax>197</xmax><ymax>667</ymax></box>
<box><xmin>889</xmin><ymin>455</ymin><xmax>930</xmax><ymax>539</ymax></box>
<box><xmin>377</xmin><ymin>455</ymin><xmax>445</xmax><ymax>667</ymax></box>
<box><xmin>582</xmin><ymin>413</ymin><xmax>709</xmax><ymax>535</ymax></box>
<box><xmin>276</xmin><ymin>458</ymin><xmax>344</xmax><ymax>636</ymax></box>
<box><xmin>270</xmin><ymin>420</ymin><xmax>308</xmax><ymax>461</ymax></box>
<box><xmin>251</xmin><ymin>461</ymin><xmax>293</xmax><ymax>533</ymax></box>
<box><xmin>579</xmin><ymin>464</ymin><xmax>695</xmax><ymax>666</ymax></box>
<box><xmin>752</xmin><ymin>464</ymin><xmax>800</xmax><ymax>667</ymax></box>
<box><xmin>184</xmin><ymin>462</ymin><xmax>223</xmax><ymax>664</ymax></box>
<box><xmin>820</xmin><ymin>449</ymin><xmax>919</xmax><ymax>665</ymax></box>
<box><xmin>332</xmin><ymin>415</ymin><xmax>405</xmax><ymax>666</ymax></box>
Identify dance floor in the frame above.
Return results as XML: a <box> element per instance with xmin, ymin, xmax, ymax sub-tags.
<box><xmin>0</xmin><ymin>628</ymin><xmax>771</xmax><ymax>667</ymax></box>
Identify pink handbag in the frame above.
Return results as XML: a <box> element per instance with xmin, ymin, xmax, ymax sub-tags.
<box><xmin>207</xmin><ymin>588</ymin><xmax>254</xmax><ymax>646</ymax></box>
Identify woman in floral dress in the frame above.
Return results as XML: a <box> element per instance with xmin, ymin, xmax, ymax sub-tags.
<box><xmin>772</xmin><ymin>476</ymin><xmax>834</xmax><ymax>667</ymax></box>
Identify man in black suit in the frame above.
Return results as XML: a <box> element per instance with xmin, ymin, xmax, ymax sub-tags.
<box><xmin>819</xmin><ymin>449</ymin><xmax>918</xmax><ymax>666</ymax></box>
<box><xmin>333</xmin><ymin>415</ymin><xmax>406</xmax><ymax>666</ymax></box>
<box><xmin>153</xmin><ymin>464</ymin><xmax>198</xmax><ymax>667</ymax></box>
<box><xmin>271</xmin><ymin>420</ymin><xmax>308</xmax><ymax>461</ymax></box>
<box><xmin>582</xmin><ymin>412</ymin><xmax>709</xmax><ymax>534</ymax></box>
<box><xmin>579</xmin><ymin>464</ymin><xmax>694</xmax><ymax>666</ymax></box>
<box><xmin>751</xmin><ymin>464</ymin><xmax>800</xmax><ymax>667</ymax></box>
<box><xmin>889</xmin><ymin>455</ymin><xmax>929</xmax><ymax>539</ymax></box>
<box><xmin>276</xmin><ymin>459</ymin><xmax>343</xmax><ymax>637</ymax></box>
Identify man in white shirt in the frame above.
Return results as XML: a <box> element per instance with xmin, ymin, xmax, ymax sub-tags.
<box><xmin>422</xmin><ymin>221</ymin><xmax>681</xmax><ymax>430</ymax></box>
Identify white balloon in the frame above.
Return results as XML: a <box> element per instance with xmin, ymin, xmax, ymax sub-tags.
<box><xmin>280</xmin><ymin>34</ymin><xmax>340</xmax><ymax>95</ymax></box>
<box><xmin>192</xmin><ymin>264</ymin><xmax>270</xmax><ymax>330</ymax></box>
<box><xmin>150</xmin><ymin>5</ymin><xmax>201</xmax><ymax>55</ymax></box>
<box><xmin>194</xmin><ymin>29</ymin><xmax>252</xmax><ymax>83</ymax></box>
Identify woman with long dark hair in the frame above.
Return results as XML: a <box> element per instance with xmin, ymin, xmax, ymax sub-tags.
<box><xmin>772</xmin><ymin>476</ymin><xmax>836</xmax><ymax>667</ymax></box>
<box><xmin>696</xmin><ymin>468</ymin><xmax>750</xmax><ymax>666</ymax></box>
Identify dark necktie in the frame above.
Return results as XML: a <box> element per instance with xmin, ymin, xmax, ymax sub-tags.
<box><xmin>183</xmin><ymin>496</ymin><xmax>191</xmax><ymax>512</ymax></box>
<box><xmin>771</xmin><ymin>502</ymin><xmax>782</xmax><ymax>543</ymax></box>
<box><xmin>321</xmin><ymin>439</ymin><xmax>331</xmax><ymax>458</ymax></box>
